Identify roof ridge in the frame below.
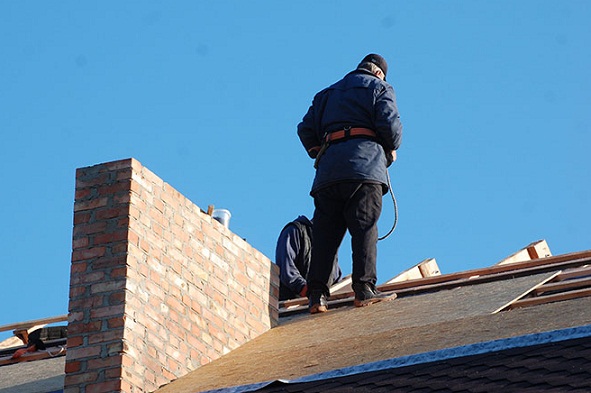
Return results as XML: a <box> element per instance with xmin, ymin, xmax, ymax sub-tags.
<box><xmin>280</xmin><ymin>251</ymin><xmax>591</xmax><ymax>315</ymax></box>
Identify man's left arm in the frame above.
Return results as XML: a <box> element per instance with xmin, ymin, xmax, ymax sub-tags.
<box><xmin>374</xmin><ymin>85</ymin><xmax>403</xmax><ymax>152</ymax></box>
<box><xmin>297</xmin><ymin>104</ymin><xmax>322</xmax><ymax>158</ymax></box>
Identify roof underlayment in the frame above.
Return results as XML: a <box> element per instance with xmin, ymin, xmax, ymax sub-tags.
<box><xmin>202</xmin><ymin>324</ymin><xmax>591</xmax><ymax>393</ymax></box>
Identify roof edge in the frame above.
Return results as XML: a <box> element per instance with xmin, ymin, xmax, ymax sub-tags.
<box><xmin>202</xmin><ymin>324</ymin><xmax>591</xmax><ymax>393</ymax></box>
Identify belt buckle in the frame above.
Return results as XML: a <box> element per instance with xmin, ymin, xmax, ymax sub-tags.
<box><xmin>343</xmin><ymin>126</ymin><xmax>351</xmax><ymax>138</ymax></box>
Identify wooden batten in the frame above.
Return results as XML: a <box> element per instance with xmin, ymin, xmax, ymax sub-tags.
<box><xmin>330</xmin><ymin>275</ymin><xmax>352</xmax><ymax>295</ymax></box>
<box><xmin>496</xmin><ymin>240</ymin><xmax>552</xmax><ymax>265</ymax></box>
<box><xmin>386</xmin><ymin>258</ymin><xmax>441</xmax><ymax>284</ymax></box>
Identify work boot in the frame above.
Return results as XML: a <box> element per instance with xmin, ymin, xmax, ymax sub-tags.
<box><xmin>308</xmin><ymin>291</ymin><xmax>328</xmax><ymax>314</ymax></box>
<box><xmin>353</xmin><ymin>283</ymin><xmax>397</xmax><ymax>307</ymax></box>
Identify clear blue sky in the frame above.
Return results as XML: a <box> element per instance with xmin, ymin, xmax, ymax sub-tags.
<box><xmin>1</xmin><ymin>1</ymin><xmax>589</xmax><ymax>337</ymax></box>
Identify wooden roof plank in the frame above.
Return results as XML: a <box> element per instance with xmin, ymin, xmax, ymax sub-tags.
<box><xmin>554</xmin><ymin>265</ymin><xmax>591</xmax><ymax>281</ymax></box>
<box><xmin>492</xmin><ymin>272</ymin><xmax>561</xmax><ymax>314</ymax></box>
<box><xmin>508</xmin><ymin>287</ymin><xmax>591</xmax><ymax>309</ymax></box>
<box><xmin>0</xmin><ymin>315</ymin><xmax>68</xmax><ymax>334</ymax></box>
<box><xmin>534</xmin><ymin>276</ymin><xmax>591</xmax><ymax>295</ymax></box>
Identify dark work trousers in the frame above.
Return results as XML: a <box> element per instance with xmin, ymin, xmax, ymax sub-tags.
<box><xmin>308</xmin><ymin>182</ymin><xmax>383</xmax><ymax>296</ymax></box>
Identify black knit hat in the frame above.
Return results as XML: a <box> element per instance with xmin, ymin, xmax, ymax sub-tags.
<box><xmin>358</xmin><ymin>53</ymin><xmax>388</xmax><ymax>80</ymax></box>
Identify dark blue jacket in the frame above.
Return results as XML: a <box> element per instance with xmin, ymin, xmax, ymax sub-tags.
<box><xmin>297</xmin><ymin>69</ymin><xmax>403</xmax><ymax>195</ymax></box>
<box><xmin>275</xmin><ymin>215</ymin><xmax>341</xmax><ymax>300</ymax></box>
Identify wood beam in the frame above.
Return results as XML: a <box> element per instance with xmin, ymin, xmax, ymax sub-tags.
<box><xmin>0</xmin><ymin>315</ymin><xmax>68</xmax><ymax>333</ymax></box>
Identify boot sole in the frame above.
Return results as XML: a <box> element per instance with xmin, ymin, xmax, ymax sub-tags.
<box><xmin>354</xmin><ymin>292</ymin><xmax>397</xmax><ymax>307</ymax></box>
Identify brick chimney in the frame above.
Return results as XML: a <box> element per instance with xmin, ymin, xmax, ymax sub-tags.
<box><xmin>65</xmin><ymin>158</ymin><xmax>279</xmax><ymax>393</ymax></box>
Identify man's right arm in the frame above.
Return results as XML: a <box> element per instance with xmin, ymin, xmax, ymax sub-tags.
<box><xmin>275</xmin><ymin>225</ymin><xmax>308</xmax><ymax>296</ymax></box>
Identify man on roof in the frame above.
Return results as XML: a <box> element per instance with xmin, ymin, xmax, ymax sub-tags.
<box><xmin>297</xmin><ymin>53</ymin><xmax>403</xmax><ymax>313</ymax></box>
<box><xmin>275</xmin><ymin>215</ymin><xmax>342</xmax><ymax>300</ymax></box>
<box><xmin>11</xmin><ymin>329</ymin><xmax>47</xmax><ymax>359</ymax></box>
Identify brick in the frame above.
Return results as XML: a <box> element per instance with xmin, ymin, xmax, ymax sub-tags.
<box><xmin>67</xmin><ymin>321</ymin><xmax>102</xmax><ymax>335</ymax></box>
<box><xmin>91</xmin><ymin>279</ymin><xmax>125</xmax><ymax>294</ymax></box>
<box><xmin>68</xmin><ymin>311</ymin><xmax>84</xmax><ymax>324</ymax></box>
<box><xmin>115</xmin><ymin>166</ymin><xmax>133</xmax><ymax>180</ymax></box>
<box><xmin>139</xmin><ymin>237</ymin><xmax>151</xmax><ymax>253</ymax></box>
<box><xmin>96</xmin><ymin>182</ymin><xmax>131</xmax><ymax>198</ymax></box>
<box><xmin>73</xmin><ymin>211</ymin><xmax>92</xmax><ymax>225</ymax></box>
<box><xmin>119</xmin><ymin>380</ymin><xmax>134</xmax><ymax>393</ymax></box>
<box><xmin>86</xmin><ymin>380</ymin><xmax>122</xmax><ymax>393</ymax></box>
<box><xmin>105</xmin><ymin>367</ymin><xmax>122</xmax><ymax>380</ymax></box>
<box><xmin>75</xmin><ymin>174</ymin><xmax>109</xmax><ymax>188</ymax></box>
<box><xmin>121</xmin><ymin>353</ymin><xmax>136</xmax><ymax>368</ymax></box>
<box><xmin>94</xmin><ymin>230</ymin><xmax>128</xmax><ymax>245</ymax></box>
<box><xmin>114</xmin><ymin>192</ymin><xmax>131</xmax><ymax>205</ymax></box>
<box><xmin>69</xmin><ymin>270</ymin><xmax>105</xmax><ymax>286</ymax></box>
<box><xmin>117</xmin><ymin>216</ymin><xmax>130</xmax><ymax>229</ymax></box>
<box><xmin>74</xmin><ymin>187</ymin><xmax>92</xmax><ymax>200</ymax></box>
<box><xmin>88</xmin><ymin>328</ymin><xmax>124</xmax><ymax>345</ymax></box>
<box><xmin>65</xmin><ymin>360</ymin><xmax>82</xmax><ymax>373</ymax></box>
<box><xmin>70</xmin><ymin>261</ymin><xmax>87</xmax><ymax>275</ymax></box>
<box><xmin>108</xmin><ymin>291</ymin><xmax>126</xmax><ymax>305</ymax></box>
<box><xmin>107</xmin><ymin>340</ymin><xmax>124</xmax><ymax>356</ymax></box>
<box><xmin>68</xmin><ymin>296</ymin><xmax>104</xmax><ymax>312</ymax></box>
<box><xmin>130</xmin><ymin>200</ymin><xmax>148</xmax><ymax>224</ymax></box>
<box><xmin>70</xmin><ymin>286</ymin><xmax>88</xmax><ymax>301</ymax></box>
<box><xmin>127</xmin><ymin>230</ymin><xmax>140</xmax><ymax>246</ymax></box>
<box><xmin>125</xmin><ymin>370</ymin><xmax>147</xmax><ymax>390</ymax></box>
<box><xmin>92</xmin><ymin>256</ymin><xmax>127</xmax><ymax>270</ymax></box>
<box><xmin>73</xmin><ymin>221</ymin><xmax>108</xmax><ymax>237</ymax></box>
<box><xmin>90</xmin><ymin>304</ymin><xmax>125</xmax><ymax>320</ymax></box>
<box><xmin>74</xmin><ymin>197</ymin><xmax>109</xmax><ymax>212</ymax></box>
<box><xmin>95</xmin><ymin>205</ymin><xmax>129</xmax><ymax>220</ymax></box>
<box><xmin>88</xmin><ymin>354</ymin><xmax>123</xmax><ymax>369</ymax></box>
<box><xmin>68</xmin><ymin>344</ymin><xmax>102</xmax><ymax>360</ymax></box>
<box><xmin>111</xmin><ymin>242</ymin><xmax>128</xmax><ymax>255</ymax></box>
<box><xmin>102</xmin><ymin>158</ymin><xmax>134</xmax><ymax>172</ymax></box>
<box><xmin>166</xmin><ymin>295</ymin><xmax>184</xmax><ymax>312</ymax></box>
<box><xmin>67</xmin><ymin>336</ymin><xmax>84</xmax><ymax>348</ymax></box>
<box><xmin>107</xmin><ymin>316</ymin><xmax>125</xmax><ymax>329</ymax></box>
<box><xmin>153</xmin><ymin>197</ymin><xmax>165</xmax><ymax>213</ymax></box>
<box><xmin>72</xmin><ymin>237</ymin><xmax>90</xmax><ymax>250</ymax></box>
<box><xmin>71</xmin><ymin>247</ymin><xmax>106</xmax><ymax>262</ymax></box>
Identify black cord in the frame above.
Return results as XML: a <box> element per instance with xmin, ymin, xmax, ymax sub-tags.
<box><xmin>378</xmin><ymin>170</ymin><xmax>398</xmax><ymax>241</ymax></box>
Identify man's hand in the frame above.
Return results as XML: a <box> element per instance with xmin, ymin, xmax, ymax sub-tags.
<box><xmin>307</xmin><ymin>146</ymin><xmax>320</xmax><ymax>158</ymax></box>
<box><xmin>11</xmin><ymin>345</ymin><xmax>36</xmax><ymax>359</ymax></box>
<box><xmin>386</xmin><ymin>150</ymin><xmax>397</xmax><ymax>167</ymax></box>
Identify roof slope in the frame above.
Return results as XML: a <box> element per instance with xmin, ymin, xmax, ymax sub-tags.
<box><xmin>157</xmin><ymin>250</ymin><xmax>591</xmax><ymax>393</ymax></box>
<box><xmin>0</xmin><ymin>356</ymin><xmax>65</xmax><ymax>393</ymax></box>
<box><xmin>254</xmin><ymin>333</ymin><xmax>591</xmax><ymax>392</ymax></box>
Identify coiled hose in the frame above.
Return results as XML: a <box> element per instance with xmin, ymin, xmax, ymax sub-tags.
<box><xmin>378</xmin><ymin>170</ymin><xmax>398</xmax><ymax>241</ymax></box>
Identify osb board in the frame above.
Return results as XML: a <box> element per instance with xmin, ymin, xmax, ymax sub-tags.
<box><xmin>0</xmin><ymin>356</ymin><xmax>65</xmax><ymax>392</ymax></box>
<box><xmin>156</xmin><ymin>273</ymin><xmax>591</xmax><ymax>393</ymax></box>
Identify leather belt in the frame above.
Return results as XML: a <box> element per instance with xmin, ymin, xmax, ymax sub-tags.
<box><xmin>325</xmin><ymin>127</ymin><xmax>376</xmax><ymax>143</ymax></box>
